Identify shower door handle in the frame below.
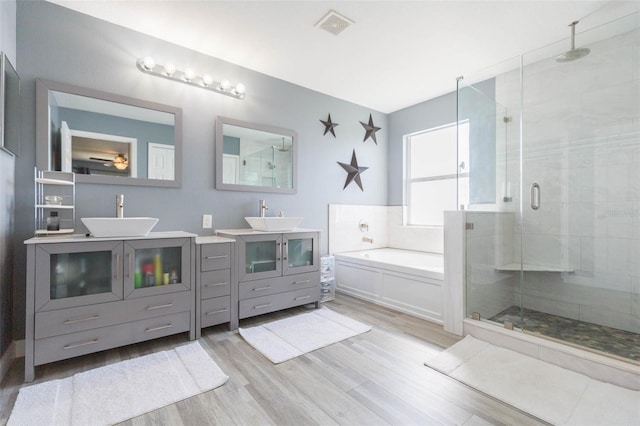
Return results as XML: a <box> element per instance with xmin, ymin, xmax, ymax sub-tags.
<box><xmin>530</xmin><ymin>183</ymin><xmax>540</xmax><ymax>210</ymax></box>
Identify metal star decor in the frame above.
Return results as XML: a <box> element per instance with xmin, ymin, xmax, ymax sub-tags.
<box><xmin>360</xmin><ymin>113</ymin><xmax>381</xmax><ymax>145</ymax></box>
<box><xmin>320</xmin><ymin>113</ymin><xmax>339</xmax><ymax>138</ymax></box>
<box><xmin>337</xmin><ymin>149</ymin><xmax>369</xmax><ymax>191</ymax></box>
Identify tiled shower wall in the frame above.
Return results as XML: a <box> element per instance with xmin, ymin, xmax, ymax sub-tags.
<box><xmin>492</xmin><ymin>27</ymin><xmax>640</xmax><ymax>333</ymax></box>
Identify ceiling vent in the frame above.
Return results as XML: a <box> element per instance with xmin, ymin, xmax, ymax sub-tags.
<box><xmin>315</xmin><ymin>9</ymin><xmax>355</xmax><ymax>36</ymax></box>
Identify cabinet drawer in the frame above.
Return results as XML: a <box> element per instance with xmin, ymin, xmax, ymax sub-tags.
<box><xmin>34</xmin><ymin>292</ymin><xmax>192</xmax><ymax>339</ymax></box>
<box><xmin>238</xmin><ymin>271</ymin><xmax>319</xmax><ymax>300</ymax></box>
<box><xmin>201</xmin><ymin>244</ymin><xmax>231</xmax><ymax>271</ymax></box>
<box><xmin>35</xmin><ymin>300</ymin><xmax>123</xmax><ymax>339</ymax></box>
<box><xmin>200</xmin><ymin>269</ymin><xmax>231</xmax><ymax>299</ymax></box>
<box><xmin>239</xmin><ymin>287</ymin><xmax>320</xmax><ymax>319</ymax></box>
<box><xmin>201</xmin><ymin>296</ymin><xmax>231</xmax><ymax>328</ymax></box>
<box><xmin>34</xmin><ymin>311</ymin><xmax>191</xmax><ymax>366</ymax></box>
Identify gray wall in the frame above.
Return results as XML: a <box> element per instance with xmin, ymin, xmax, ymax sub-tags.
<box><xmin>0</xmin><ymin>0</ymin><xmax>16</xmax><ymax>358</ymax></box>
<box><xmin>13</xmin><ymin>1</ymin><xmax>388</xmax><ymax>339</ymax></box>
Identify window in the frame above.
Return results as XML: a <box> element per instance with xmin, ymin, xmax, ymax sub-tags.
<box><xmin>405</xmin><ymin>121</ymin><xmax>469</xmax><ymax>226</ymax></box>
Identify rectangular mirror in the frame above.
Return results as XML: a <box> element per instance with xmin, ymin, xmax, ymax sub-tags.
<box><xmin>36</xmin><ymin>79</ymin><xmax>182</xmax><ymax>187</ymax></box>
<box><xmin>1</xmin><ymin>52</ymin><xmax>21</xmax><ymax>157</ymax></box>
<box><xmin>216</xmin><ymin>116</ymin><xmax>297</xmax><ymax>193</ymax></box>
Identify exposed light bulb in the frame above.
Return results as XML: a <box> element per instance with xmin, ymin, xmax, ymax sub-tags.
<box><xmin>219</xmin><ymin>79</ymin><xmax>231</xmax><ymax>91</ymax></box>
<box><xmin>235</xmin><ymin>83</ymin><xmax>246</xmax><ymax>95</ymax></box>
<box><xmin>202</xmin><ymin>74</ymin><xmax>214</xmax><ymax>86</ymax></box>
<box><xmin>141</xmin><ymin>56</ymin><xmax>156</xmax><ymax>71</ymax></box>
<box><xmin>164</xmin><ymin>63</ymin><xmax>176</xmax><ymax>76</ymax></box>
<box><xmin>184</xmin><ymin>68</ymin><xmax>195</xmax><ymax>82</ymax></box>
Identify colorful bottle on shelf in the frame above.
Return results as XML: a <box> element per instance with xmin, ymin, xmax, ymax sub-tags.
<box><xmin>154</xmin><ymin>252</ymin><xmax>162</xmax><ymax>286</ymax></box>
<box><xmin>170</xmin><ymin>269</ymin><xmax>178</xmax><ymax>284</ymax></box>
<box><xmin>144</xmin><ymin>263</ymin><xmax>154</xmax><ymax>287</ymax></box>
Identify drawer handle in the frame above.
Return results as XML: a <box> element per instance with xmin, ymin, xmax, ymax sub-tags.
<box><xmin>64</xmin><ymin>315</ymin><xmax>99</xmax><ymax>325</ymax></box>
<box><xmin>293</xmin><ymin>279</ymin><xmax>310</xmax><ymax>285</ymax></box>
<box><xmin>146</xmin><ymin>303</ymin><xmax>173</xmax><ymax>311</ymax></box>
<box><xmin>205</xmin><ymin>255</ymin><xmax>228</xmax><ymax>260</ymax></box>
<box><xmin>204</xmin><ymin>282</ymin><xmax>227</xmax><ymax>288</ymax></box>
<box><xmin>145</xmin><ymin>323</ymin><xmax>173</xmax><ymax>333</ymax></box>
<box><xmin>252</xmin><ymin>286</ymin><xmax>271</xmax><ymax>292</ymax></box>
<box><xmin>295</xmin><ymin>296</ymin><xmax>311</xmax><ymax>301</ymax></box>
<box><xmin>64</xmin><ymin>338</ymin><xmax>99</xmax><ymax>350</ymax></box>
<box><xmin>205</xmin><ymin>308</ymin><xmax>228</xmax><ymax>315</ymax></box>
<box><xmin>254</xmin><ymin>303</ymin><xmax>272</xmax><ymax>310</ymax></box>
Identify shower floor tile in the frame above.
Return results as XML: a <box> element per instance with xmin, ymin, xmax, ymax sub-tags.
<box><xmin>489</xmin><ymin>306</ymin><xmax>640</xmax><ymax>362</ymax></box>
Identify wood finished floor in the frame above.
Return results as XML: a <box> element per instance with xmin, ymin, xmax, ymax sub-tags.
<box><xmin>1</xmin><ymin>295</ymin><xmax>547</xmax><ymax>425</ymax></box>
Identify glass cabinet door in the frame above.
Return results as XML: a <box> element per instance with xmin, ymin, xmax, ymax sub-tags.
<box><xmin>283</xmin><ymin>232</ymin><xmax>319</xmax><ymax>275</ymax></box>
<box><xmin>35</xmin><ymin>241</ymin><xmax>123</xmax><ymax>311</ymax></box>
<box><xmin>124</xmin><ymin>238</ymin><xmax>192</xmax><ymax>298</ymax></box>
<box><xmin>238</xmin><ymin>234</ymin><xmax>282</xmax><ymax>281</ymax></box>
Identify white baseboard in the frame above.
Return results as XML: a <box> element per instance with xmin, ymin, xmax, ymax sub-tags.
<box><xmin>0</xmin><ymin>339</ymin><xmax>24</xmax><ymax>383</ymax></box>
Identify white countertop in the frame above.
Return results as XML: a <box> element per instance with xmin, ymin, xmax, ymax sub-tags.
<box><xmin>215</xmin><ymin>228</ymin><xmax>320</xmax><ymax>236</ymax></box>
<box><xmin>24</xmin><ymin>231</ymin><xmax>198</xmax><ymax>244</ymax></box>
<box><xmin>195</xmin><ymin>235</ymin><xmax>235</xmax><ymax>245</ymax></box>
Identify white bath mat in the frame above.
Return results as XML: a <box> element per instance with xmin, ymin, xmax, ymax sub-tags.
<box><xmin>239</xmin><ymin>306</ymin><xmax>371</xmax><ymax>363</ymax></box>
<box><xmin>424</xmin><ymin>335</ymin><xmax>640</xmax><ymax>425</ymax></box>
<box><xmin>8</xmin><ymin>341</ymin><xmax>228</xmax><ymax>426</ymax></box>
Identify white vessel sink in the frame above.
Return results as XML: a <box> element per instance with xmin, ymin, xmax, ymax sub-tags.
<box><xmin>82</xmin><ymin>217</ymin><xmax>159</xmax><ymax>237</ymax></box>
<box><xmin>244</xmin><ymin>217</ymin><xmax>302</xmax><ymax>232</ymax></box>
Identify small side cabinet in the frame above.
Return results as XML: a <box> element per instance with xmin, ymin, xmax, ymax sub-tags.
<box><xmin>195</xmin><ymin>236</ymin><xmax>237</xmax><ymax>337</ymax></box>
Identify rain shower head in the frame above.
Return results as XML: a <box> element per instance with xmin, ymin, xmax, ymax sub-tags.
<box><xmin>556</xmin><ymin>20</ymin><xmax>590</xmax><ymax>63</ymax></box>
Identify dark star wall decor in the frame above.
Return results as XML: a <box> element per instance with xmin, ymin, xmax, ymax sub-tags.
<box><xmin>360</xmin><ymin>113</ymin><xmax>381</xmax><ymax>145</ymax></box>
<box><xmin>320</xmin><ymin>113</ymin><xmax>339</xmax><ymax>138</ymax></box>
<box><xmin>337</xmin><ymin>149</ymin><xmax>369</xmax><ymax>191</ymax></box>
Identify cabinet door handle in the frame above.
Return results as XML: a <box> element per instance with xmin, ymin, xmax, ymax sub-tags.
<box><xmin>115</xmin><ymin>253</ymin><xmax>120</xmax><ymax>280</ymax></box>
<box><xmin>205</xmin><ymin>255</ymin><xmax>228</xmax><ymax>260</ymax></box>
<box><xmin>295</xmin><ymin>295</ymin><xmax>311</xmax><ymax>301</ymax></box>
<box><xmin>293</xmin><ymin>279</ymin><xmax>310</xmax><ymax>285</ymax></box>
<box><xmin>204</xmin><ymin>282</ymin><xmax>227</xmax><ymax>288</ymax></box>
<box><xmin>205</xmin><ymin>308</ymin><xmax>228</xmax><ymax>315</ymax></box>
<box><xmin>145</xmin><ymin>303</ymin><xmax>173</xmax><ymax>311</ymax></box>
<box><xmin>252</xmin><ymin>286</ymin><xmax>271</xmax><ymax>292</ymax></box>
<box><xmin>283</xmin><ymin>241</ymin><xmax>288</xmax><ymax>261</ymax></box>
<box><xmin>254</xmin><ymin>303</ymin><xmax>272</xmax><ymax>310</ymax></box>
<box><xmin>145</xmin><ymin>323</ymin><xmax>173</xmax><ymax>333</ymax></box>
<box><xmin>64</xmin><ymin>315</ymin><xmax>99</xmax><ymax>325</ymax></box>
<box><xmin>126</xmin><ymin>253</ymin><xmax>132</xmax><ymax>278</ymax></box>
<box><xmin>530</xmin><ymin>183</ymin><xmax>541</xmax><ymax>210</ymax></box>
<box><xmin>276</xmin><ymin>242</ymin><xmax>281</xmax><ymax>261</ymax></box>
<box><xmin>64</xmin><ymin>338</ymin><xmax>99</xmax><ymax>350</ymax></box>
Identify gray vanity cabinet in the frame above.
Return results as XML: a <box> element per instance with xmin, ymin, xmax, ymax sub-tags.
<box><xmin>217</xmin><ymin>230</ymin><xmax>321</xmax><ymax>321</ymax></box>
<box><xmin>195</xmin><ymin>238</ymin><xmax>237</xmax><ymax>338</ymax></box>
<box><xmin>24</xmin><ymin>234</ymin><xmax>195</xmax><ymax>382</ymax></box>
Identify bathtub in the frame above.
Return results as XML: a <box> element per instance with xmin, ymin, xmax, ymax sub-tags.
<box><xmin>334</xmin><ymin>248</ymin><xmax>444</xmax><ymax>324</ymax></box>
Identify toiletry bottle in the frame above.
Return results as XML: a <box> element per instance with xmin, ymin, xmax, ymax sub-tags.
<box><xmin>46</xmin><ymin>211</ymin><xmax>60</xmax><ymax>231</ymax></box>
<box><xmin>144</xmin><ymin>263</ymin><xmax>154</xmax><ymax>287</ymax></box>
<box><xmin>154</xmin><ymin>251</ymin><xmax>162</xmax><ymax>286</ymax></box>
<box><xmin>170</xmin><ymin>269</ymin><xmax>178</xmax><ymax>284</ymax></box>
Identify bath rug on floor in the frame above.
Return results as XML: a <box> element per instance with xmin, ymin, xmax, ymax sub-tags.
<box><xmin>8</xmin><ymin>341</ymin><xmax>228</xmax><ymax>426</ymax></box>
<box><xmin>239</xmin><ymin>306</ymin><xmax>371</xmax><ymax>363</ymax></box>
<box><xmin>424</xmin><ymin>335</ymin><xmax>640</xmax><ymax>425</ymax></box>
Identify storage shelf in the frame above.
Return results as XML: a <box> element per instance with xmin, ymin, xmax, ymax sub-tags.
<box><xmin>494</xmin><ymin>263</ymin><xmax>574</xmax><ymax>273</ymax></box>
<box><xmin>35</xmin><ymin>177</ymin><xmax>74</xmax><ymax>186</ymax></box>
<box><xmin>35</xmin><ymin>204</ymin><xmax>75</xmax><ymax>209</ymax></box>
<box><xmin>35</xmin><ymin>229</ymin><xmax>75</xmax><ymax>236</ymax></box>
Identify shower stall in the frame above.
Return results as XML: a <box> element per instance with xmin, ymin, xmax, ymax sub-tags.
<box><xmin>458</xmin><ymin>12</ymin><xmax>639</xmax><ymax>363</ymax></box>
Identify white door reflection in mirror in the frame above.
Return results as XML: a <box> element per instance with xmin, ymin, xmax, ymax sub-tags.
<box><xmin>148</xmin><ymin>143</ymin><xmax>175</xmax><ymax>180</ymax></box>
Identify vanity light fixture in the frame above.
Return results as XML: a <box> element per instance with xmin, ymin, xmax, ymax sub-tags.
<box><xmin>136</xmin><ymin>56</ymin><xmax>246</xmax><ymax>99</ymax></box>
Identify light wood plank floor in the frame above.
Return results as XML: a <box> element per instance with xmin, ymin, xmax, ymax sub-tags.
<box><xmin>1</xmin><ymin>294</ymin><xmax>547</xmax><ymax>425</ymax></box>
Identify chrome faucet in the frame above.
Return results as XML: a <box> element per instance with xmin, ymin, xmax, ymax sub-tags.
<box><xmin>116</xmin><ymin>194</ymin><xmax>124</xmax><ymax>218</ymax></box>
<box><xmin>259</xmin><ymin>199</ymin><xmax>268</xmax><ymax>217</ymax></box>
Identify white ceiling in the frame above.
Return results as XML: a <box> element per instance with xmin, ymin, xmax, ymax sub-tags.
<box><xmin>49</xmin><ymin>1</ymin><xmax>639</xmax><ymax>113</ymax></box>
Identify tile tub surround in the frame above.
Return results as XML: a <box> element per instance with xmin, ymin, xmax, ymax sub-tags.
<box><xmin>328</xmin><ymin>204</ymin><xmax>443</xmax><ymax>254</ymax></box>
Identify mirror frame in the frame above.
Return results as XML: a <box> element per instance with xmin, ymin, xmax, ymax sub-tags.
<box><xmin>0</xmin><ymin>52</ymin><xmax>20</xmax><ymax>157</ymax></box>
<box><xmin>36</xmin><ymin>79</ymin><xmax>183</xmax><ymax>187</ymax></box>
<box><xmin>215</xmin><ymin>116</ymin><xmax>297</xmax><ymax>194</ymax></box>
